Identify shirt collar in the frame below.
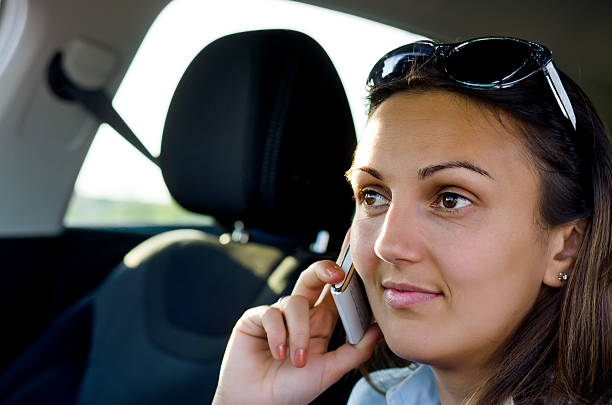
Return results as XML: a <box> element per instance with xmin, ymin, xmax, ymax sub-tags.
<box><xmin>385</xmin><ymin>365</ymin><xmax>514</xmax><ymax>405</ymax></box>
<box><xmin>386</xmin><ymin>365</ymin><xmax>440</xmax><ymax>405</ymax></box>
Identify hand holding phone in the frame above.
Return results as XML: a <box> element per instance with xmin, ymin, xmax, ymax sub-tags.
<box><xmin>332</xmin><ymin>245</ymin><xmax>372</xmax><ymax>344</ymax></box>
<box><xmin>214</xmin><ymin>249</ymin><xmax>383</xmax><ymax>405</ymax></box>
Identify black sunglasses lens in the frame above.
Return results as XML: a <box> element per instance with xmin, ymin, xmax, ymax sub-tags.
<box><xmin>368</xmin><ymin>42</ymin><xmax>435</xmax><ymax>85</ymax></box>
<box><xmin>445</xmin><ymin>39</ymin><xmax>534</xmax><ymax>85</ymax></box>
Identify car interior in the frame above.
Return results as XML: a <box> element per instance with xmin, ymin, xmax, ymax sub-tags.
<box><xmin>0</xmin><ymin>0</ymin><xmax>610</xmax><ymax>404</ymax></box>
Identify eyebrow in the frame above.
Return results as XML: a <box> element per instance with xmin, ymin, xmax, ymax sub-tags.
<box><xmin>345</xmin><ymin>166</ymin><xmax>383</xmax><ymax>181</ymax></box>
<box><xmin>417</xmin><ymin>161</ymin><xmax>493</xmax><ymax>180</ymax></box>
<box><xmin>347</xmin><ymin>160</ymin><xmax>492</xmax><ymax>182</ymax></box>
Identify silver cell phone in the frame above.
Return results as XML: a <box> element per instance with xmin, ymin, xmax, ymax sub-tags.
<box><xmin>331</xmin><ymin>245</ymin><xmax>372</xmax><ymax>344</ymax></box>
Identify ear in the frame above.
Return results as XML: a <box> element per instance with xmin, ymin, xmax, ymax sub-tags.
<box><xmin>542</xmin><ymin>219</ymin><xmax>586</xmax><ymax>287</ymax></box>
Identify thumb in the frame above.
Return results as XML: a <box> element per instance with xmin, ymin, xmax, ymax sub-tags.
<box><xmin>320</xmin><ymin>324</ymin><xmax>384</xmax><ymax>385</ymax></box>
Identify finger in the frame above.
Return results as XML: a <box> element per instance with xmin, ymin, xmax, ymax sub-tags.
<box><xmin>321</xmin><ymin>324</ymin><xmax>383</xmax><ymax>385</ymax></box>
<box><xmin>311</xmin><ymin>230</ymin><xmax>354</xmax><ymax>310</ymax></box>
<box><xmin>233</xmin><ymin>305</ymin><xmax>270</xmax><ymax>338</ymax></box>
<box><xmin>292</xmin><ymin>260</ymin><xmax>345</xmax><ymax>305</ymax></box>
<box><xmin>261</xmin><ymin>306</ymin><xmax>287</xmax><ymax>361</ymax></box>
<box><xmin>315</xmin><ymin>228</ymin><xmax>352</xmax><ymax>309</ymax></box>
<box><xmin>307</xmin><ymin>306</ymin><xmax>340</xmax><ymax>353</ymax></box>
<box><xmin>280</xmin><ymin>295</ymin><xmax>311</xmax><ymax>367</ymax></box>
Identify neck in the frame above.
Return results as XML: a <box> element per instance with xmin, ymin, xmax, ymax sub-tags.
<box><xmin>431</xmin><ymin>364</ymin><xmax>489</xmax><ymax>405</ymax></box>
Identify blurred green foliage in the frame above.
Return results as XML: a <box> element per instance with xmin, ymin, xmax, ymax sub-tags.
<box><xmin>64</xmin><ymin>195</ymin><xmax>214</xmax><ymax>226</ymax></box>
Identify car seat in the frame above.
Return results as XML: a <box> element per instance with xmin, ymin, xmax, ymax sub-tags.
<box><xmin>0</xmin><ymin>29</ymin><xmax>356</xmax><ymax>404</ymax></box>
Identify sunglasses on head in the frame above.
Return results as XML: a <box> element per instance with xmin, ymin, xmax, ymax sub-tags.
<box><xmin>367</xmin><ymin>36</ymin><xmax>576</xmax><ymax>130</ymax></box>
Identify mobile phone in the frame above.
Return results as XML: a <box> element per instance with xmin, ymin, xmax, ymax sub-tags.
<box><xmin>331</xmin><ymin>245</ymin><xmax>372</xmax><ymax>344</ymax></box>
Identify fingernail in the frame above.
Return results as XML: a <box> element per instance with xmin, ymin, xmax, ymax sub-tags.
<box><xmin>276</xmin><ymin>344</ymin><xmax>286</xmax><ymax>360</ymax></box>
<box><xmin>295</xmin><ymin>348</ymin><xmax>306</xmax><ymax>367</ymax></box>
<box><xmin>325</xmin><ymin>267</ymin><xmax>337</xmax><ymax>278</ymax></box>
<box><xmin>327</xmin><ymin>264</ymin><xmax>342</xmax><ymax>277</ymax></box>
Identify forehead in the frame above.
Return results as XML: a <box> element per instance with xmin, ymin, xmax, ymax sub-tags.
<box><xmin>354</xmin><ymin>91</ymin><xmax>532</xmax><ymax>178</ymax></box>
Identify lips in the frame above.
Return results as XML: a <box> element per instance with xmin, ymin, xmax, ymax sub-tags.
<box><xmin>382</xmin><ymin>281</ymin><xmax>441</xmax><ymax>308</ymax></box>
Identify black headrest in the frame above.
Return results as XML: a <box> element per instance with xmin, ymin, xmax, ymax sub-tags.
<box><xmin>160</xmin><ymin>30</ymin><xmax>357</xmax><ymax>244</ymax></box>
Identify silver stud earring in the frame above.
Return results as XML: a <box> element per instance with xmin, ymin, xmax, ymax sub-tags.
<box><xmin>557</xmin><ymin>272</ymin><xmax>568</xmax><ymax>282</ymax></box>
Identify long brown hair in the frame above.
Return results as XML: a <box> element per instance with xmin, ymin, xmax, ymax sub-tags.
<box><xmin>363</xmin><ymin>50</ymin><xmax>612</xmax><ymax>404</ymax></box>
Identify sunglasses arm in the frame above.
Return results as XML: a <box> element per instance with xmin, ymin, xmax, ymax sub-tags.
<box><xmin>543</xmin><ymin>61</ymin><xmax>577</xmax><ymax>130</ymax></box>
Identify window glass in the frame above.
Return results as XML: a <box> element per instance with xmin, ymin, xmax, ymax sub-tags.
<box><xmin>64</xmin><ymin>0</ymin><xmax>425</xmax><ymax>226</ymax></box>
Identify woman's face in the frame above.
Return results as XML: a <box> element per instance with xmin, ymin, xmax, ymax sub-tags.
<box><xmin>349</xmin><ymin>91</ymin><xmax>551</xmax><ymax>371</ymax></box>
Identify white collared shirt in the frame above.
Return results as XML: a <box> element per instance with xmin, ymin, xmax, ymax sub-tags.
<box><xmin>347</xmin><ymin>365</ymin><xmax>514</xmax><ymax>405</ymax></box>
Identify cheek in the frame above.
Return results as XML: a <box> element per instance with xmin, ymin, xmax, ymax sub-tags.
<box><xmin>349</xmin><ymin>216</ymin><xmax>381</xmax><ymax>282</ymax></box>
<box><xmin>436</xmin><ymin>219</ymin><xmax>547</xmax><ymax>337</ymax></box>
<box><xmin>440</xmin><ymin>217</ymin><xmax>546</xmax><ymax>286</ymax></box>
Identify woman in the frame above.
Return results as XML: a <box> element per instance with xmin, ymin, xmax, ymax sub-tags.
<box><xmin>212</xmin><ymin>37</ymin><xmax>612</xmax><ymax>404</ymax></box>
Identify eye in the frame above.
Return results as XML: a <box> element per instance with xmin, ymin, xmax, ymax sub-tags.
<box><xmin>357</xmin><ymin>189</ymin><xmax>389</xmax><ymax>207</ymax></box>
<box><xmin>434</xmin><ymin>192</ymin><xmax>472</xmax><ymax>210</ymax></box>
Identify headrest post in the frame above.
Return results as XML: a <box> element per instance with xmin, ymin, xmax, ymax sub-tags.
<box><xmin>231</xmin><ymin>221</ymin><xmax>249</xmax><ymax>244</ymax></box>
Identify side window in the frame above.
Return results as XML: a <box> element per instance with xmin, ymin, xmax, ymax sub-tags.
<box><xmin>64</xmin><ymin>0</ymin><xmax>424</xmax><ymax>227</ymax></box>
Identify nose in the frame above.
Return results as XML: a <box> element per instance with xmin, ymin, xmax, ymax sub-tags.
<box><xmin>374</xmin><ymin>201</ymin><xmax>425</xmax><ymax>265</ymax></box>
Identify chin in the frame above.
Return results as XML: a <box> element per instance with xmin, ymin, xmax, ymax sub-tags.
<box><xmin>377</xmin><ymin>317</ymin><xmax>453</xmax><ymax>367</ymax></box>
